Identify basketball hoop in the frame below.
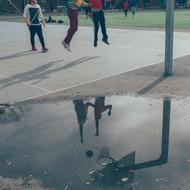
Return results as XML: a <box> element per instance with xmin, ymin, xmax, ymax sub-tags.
<box><xmin>97</xmin><ymin>147</ymin><xmax>116</xmax><ymax>166</ymax></box>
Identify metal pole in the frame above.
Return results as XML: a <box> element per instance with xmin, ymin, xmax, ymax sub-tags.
<box><xmin>7</xmin><ymin>0</ymin><xmax>23</xmax><ymax>14</ymax></box>
<box><xmin>164</xmin><ymin>0</ymin><xmax>174</xmax><ymax>76</ymax></box>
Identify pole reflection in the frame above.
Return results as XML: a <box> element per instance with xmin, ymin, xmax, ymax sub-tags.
<box><xmin>90</xmin><ymin>97</ymin><xmax>171</xmax><ymax>185</ymax></box>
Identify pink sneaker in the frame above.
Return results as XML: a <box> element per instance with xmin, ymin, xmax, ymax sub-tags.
<box><xmin>32</xmin><ymin>46</ymin><xmax>37</xmax><ymax>51</ymax></box>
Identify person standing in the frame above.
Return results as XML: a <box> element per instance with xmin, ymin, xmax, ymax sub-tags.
<box><xmin>62</xmin><ymin>0</ymin><xmax>88</xmax><ymax>51</ymax></box>
<box><xmin>89</xmin><ymin>0</ymin><xmax>110</xmax><ymax>47</ymax></box>
<box><xmin>23</xmin><ymin>0</ymin><xmax>48</xmax><ymax>52</ymax></box>
<box><xmin>130</xmin><ymin>0</ymin><xmax>137</xmax><ymax>17</ymax></box>
<box><xmin>123</xmin><ymin>0</ymin><xmax>129</xmax><ymax>17</ymax></box>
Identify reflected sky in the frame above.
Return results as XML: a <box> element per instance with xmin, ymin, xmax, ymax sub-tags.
<box><xmin>0</xmin><ymin>96</ymin><xmax>190</xmax><ymax>190</ymax></box>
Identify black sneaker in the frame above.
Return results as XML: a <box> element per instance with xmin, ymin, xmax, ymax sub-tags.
<box><xmin>42</xmin><ymin>47</ymin><xmax>48</xmax><ymax>53</ymax></box>
<box><xmin>102</xmin><ymin>39</ymin><xmax>110</xmax><ymax>45</ymax></box>
<box><xmin>94</xmin><ymin>41</ymin><xmax>97</xmax><ymax>47</ymax></box>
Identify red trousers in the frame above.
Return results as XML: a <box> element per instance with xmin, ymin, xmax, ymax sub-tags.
<box><xmin>64</xmin><ymin>7</ymin><xmax>78</xmax><ymax>44</ymax></box>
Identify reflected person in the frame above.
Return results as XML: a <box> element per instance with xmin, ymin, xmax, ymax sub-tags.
<box><xmin>91</xmin><ymin>97</ymin><xmax>112</xmax><ymax>136</ymax></box>
<box><xmin>73</xmin><ymin>100</ymin><xmax>93</xmax><ymax>143</ymax></box>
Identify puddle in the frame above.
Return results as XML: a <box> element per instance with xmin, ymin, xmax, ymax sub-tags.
<box><xmin>0</xmin><ymin>95</ymin><xmax>190</xmax><ymax>190</ymax></box>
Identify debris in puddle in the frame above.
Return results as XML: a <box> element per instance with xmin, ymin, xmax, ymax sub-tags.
<box><xmin>155</xmin><ymin>178</ymin><xmax>169</xmax><ymax>183</ymax></box>
<box><xmin>7</xmin><ymin>161</ymin><xmax>12</xmax><ymax>166</ymax></box>
<box><xmin>100</xmin><ymin>162</ymin><xmax>108</xmax><ymax>166</ymax></box>
<box><xmin>121</xmin><ymin>177</ymin><xmax>129</xmax><ymax>182</ymax></box>
<box><xmin>86</xmin><ymin>181</ymin><xmax>90</xmax><ymax>185</ymax></box>
<box><xmin>89</xmin><ymin>170</ymin><xmax>96</xmax><ymax>175</ymax></box>
<box><xmin>118</xmin><ymin>164</ymin><xmax>125</xmax><ymax>168</ymax></box>
<box><xmin>64</xmin><ymin>183</ymin><xmax>71</xmax><ymax>190</ymax></box>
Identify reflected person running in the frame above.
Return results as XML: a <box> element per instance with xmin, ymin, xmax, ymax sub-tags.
<box><xmin>90</xmin><ymin>97</ymin><xmax>112</xmax><ymax>136</ymax></box>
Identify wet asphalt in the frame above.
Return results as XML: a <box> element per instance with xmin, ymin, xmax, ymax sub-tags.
<box><xmin>0</xmin><ymin>95</ymin><xmax>190</xmax><ymax>190</ymax></box>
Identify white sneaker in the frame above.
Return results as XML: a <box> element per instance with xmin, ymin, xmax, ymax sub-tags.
<box><xmin>61</xmin><ymin>41</ymin><xmax>71</xmax><ymax>52</ymax></box>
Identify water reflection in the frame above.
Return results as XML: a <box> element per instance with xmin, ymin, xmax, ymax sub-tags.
<box><xmin>90</xmin><ymin>97</ymin><xmax>171</xmax><ymax>185</ymax></box>
<box><xmin>91</xmin><ymin>97</ymin><xmax>112</xmax><ymax>136</ymax></box>
<box><xmin>73</xmin><ymin>100</ymin><xmax>93</xmax><ymax>144</ymax></box>
<box><xmin>73</xmin><ymin>97</ymin><xmax>113</xmax><ymax>143</ymax></box>
<box><xmin>1</xmin><ymin>95</ymin><xmax>186</xmax><ymax>190</ymax></box>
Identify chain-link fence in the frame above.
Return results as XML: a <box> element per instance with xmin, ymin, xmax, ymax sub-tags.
<box><xmin>1</xmin><ymin>0</ymin><xmax>189</xmax><ymax>14</ymax></box>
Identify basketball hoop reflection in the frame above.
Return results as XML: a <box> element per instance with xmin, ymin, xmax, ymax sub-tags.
<box><xmin>89</xmin><ymin>97</ymin><xmax>171</xmax><ymax>185</ymax></box>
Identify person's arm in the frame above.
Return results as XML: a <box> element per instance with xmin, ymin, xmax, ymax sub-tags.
<box><xmin>38</xmin><ymin>5</ymin><xmax>45</xmax><ymax>27</ymax></box>
<box><xmin>88</xmin><ymin>0</ymin><xmax>92</xmax><ymax>7</ymax></box>
<box><xmin>81</xmin><ymin>0</ymin><xmax>89</xmax><ymax>7</ymax></box>
<box><xmin>23</xmin><ymin>5</ymin><xmax>30</xmax><ymax>27</ymax></box>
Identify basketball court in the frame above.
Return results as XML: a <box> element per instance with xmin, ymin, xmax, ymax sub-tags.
<box><xmin>1</xmin><ymin>21</ymin><xmax>190</xmax><ymax>103</ymax></box>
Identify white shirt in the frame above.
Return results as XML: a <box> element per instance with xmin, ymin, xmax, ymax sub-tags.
<box><xmin>23</xmin><ymin>4</ymin><xmax>43</xmax><ymax>25</ymax></box>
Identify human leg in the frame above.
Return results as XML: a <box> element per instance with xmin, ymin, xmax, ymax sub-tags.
<box><xmin>64</xmin><ymin>8</ymin><xmax>78</xmax><ymax>45</ymax></box>
<box><xmin>36</xmin><ymin>25</ymin><xmax>48</xmax><ymax>51</ymax></box>
<box><xmin>92</xmin><ymin>11</ymin><xmax>100</xmax><ymax>47</ymax></box>
<box><xmin>99</xmin><ymin>11</ymin><xmax>109</xmax><ymax>44</ymax></box>
<box><xmin>29</xmin><ymin>25</ymin><xmax>37</xmax><ymax>50</ymax></box>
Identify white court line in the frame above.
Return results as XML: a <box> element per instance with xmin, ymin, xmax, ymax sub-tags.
<box><xmin>0</xmin><ymin>35</ymin><xmax>189</xmax><ymax>55</ymax></box>
<box><xmin>78</xmin><ymin>42</ymin><xmax>166</xmax><ymax>53</ymax></box>
<box><xmin>0</xmin><ymin>73</ymin><xmax>52</xmax><ymax>93</ymax></box>
<box><xmin>10</xmin><ymin>56</ymin><xmax>182</xmax><ymax>105</ymax></box>
<box><xmin>1</xmin><ymin>39</ymin><xmax>164</xmax><ymax>53</ymax></box>
<box><xmin>0</xmin><ymin>49</ymin><xmax>189</xmax><ymax>104</ymax></box>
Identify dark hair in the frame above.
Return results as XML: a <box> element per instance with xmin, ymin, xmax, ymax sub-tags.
<box><xmin>28</xmin><ymin>0</ymin><xmax>32</xmax><ymax>4</ymax></box>
<box><xmin>28</xmin><ymin>0</ymin><xmax>36</xmax><ymax>4</ymax></box>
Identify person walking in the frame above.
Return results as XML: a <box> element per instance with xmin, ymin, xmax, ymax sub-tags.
<box><xmin>23</xmin><ymin>0</ymin><xmax>48</xmax><ymax>52</ymax></box>
<box><xmin>89</xmin><ymin>0</ymin><xmax>110</xmax><ymax>47</ymax></box>
<box><xmin>129</xmin><ymin>0</ymin><xmax>137</xmax><ymax>17</ymax></box>
<box><xmin>62</xmin><ymin>0</ymin><xmax>88</xmax><ymax>51</ymax></box>
<box><xmin>123</xmin><ymin>0</ymin><xmax>129</xmax><ymax>17</ymax></box>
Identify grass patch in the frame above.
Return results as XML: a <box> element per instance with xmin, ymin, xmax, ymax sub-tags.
<box><xmin>1</xmin><ymin>10</ymin><xmax>190</xmax><ymax>29</ymax></box>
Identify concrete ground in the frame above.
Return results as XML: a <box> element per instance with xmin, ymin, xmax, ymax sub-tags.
<box><xmin>1</xmin><ymin>21</ymin><xmax>190</xmax><ymax>103</ymax></box>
